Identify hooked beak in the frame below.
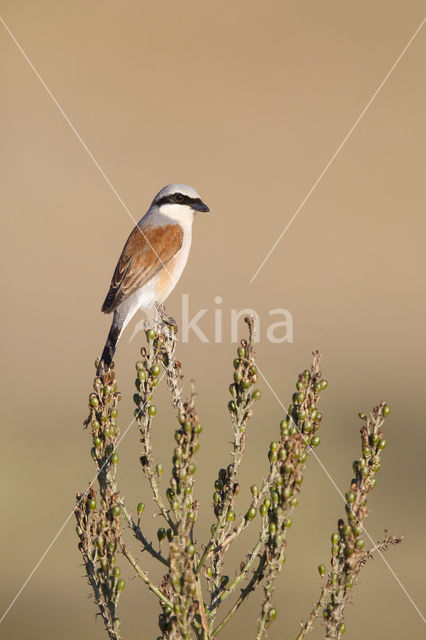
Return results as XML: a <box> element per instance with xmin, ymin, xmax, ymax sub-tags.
<box><xmin>191</xmin><ymin>198</ymin><xmax>210</xmax><ymax>213</ymax></box>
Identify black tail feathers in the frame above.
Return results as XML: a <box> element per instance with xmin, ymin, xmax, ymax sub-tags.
<box><xmin>97</xmin><ymin>316</ymin><xmax>123</xmax><ymax>376</ymax></box>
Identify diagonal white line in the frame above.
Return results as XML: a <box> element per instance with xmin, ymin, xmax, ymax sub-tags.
<box><xmin>249</xmin><ymin>18</ymin><xmax>426</xmax><ymax>284</ymax></box>
<box><xmin>0</xmin><ymin>15</ymin><xmax>172</xmax><ymax>278</ymax></box>
<box><xmin>256</xmin><ymin>363</ymin><xmax>426</xmax><ymax>624</ymax></box>
<box><xmin>0</xmin><ymin>412</ymin><xmax>137</xmax><ymax>625</ymax></box>
<box><xmin>0</xmin><ymin>363</ymin><xmax>169</xmax><ymax>624</ymax></box>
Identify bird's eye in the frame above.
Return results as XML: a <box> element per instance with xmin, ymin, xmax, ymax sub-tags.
<box><xmin>174</xmin><ymin>193</ymin><xmax>184</xmax><ymax>203</ymax></box>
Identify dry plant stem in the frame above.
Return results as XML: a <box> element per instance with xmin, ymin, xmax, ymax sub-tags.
<box><xmin>134</xmin><ymin>330</ymin><xmax>175</xmax><ymax>531</ymax></box>
<box><xmin>296</xmin><ymin>403</ymin><xmax>400</xmax><ymax>640</ymax></box>
<box><xmin>75</xmin><ymin>364</ymin><xmax>124</xmax><ymax>639</ymax></box>
<box><xmin>254</xmin><ymin>352</ymin><xmax>326</xmax><ymax>639</ymax></box>
<box><xmin>156</xmin><ymin>303</ymin><xmax>184</xmax><ymax>414</ymax></box>
<box><xmin>211</xmin><ymin>553</ymin><xmax>267</xmax><ymax>638</ymax></box>
<box><xmin>207</xmin><ymin>317</ymin><xmax>261</xmax><ymax>619</ymax></box>
<box><xmin>119</xmin><ymin>499</ymin><xmax>169</xmax><ymax>567</ymax></box>
<box><xmin>295</xmin><ymin>533</ymin><xmax>402</xmax><ymax>640</ymax></box>
<box><xmin>119</xmin><ymin>538</ymin><xmax>173</xmax><ymax>608</ymax></box>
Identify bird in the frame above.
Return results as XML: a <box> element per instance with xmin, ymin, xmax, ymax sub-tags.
<box><xmin>98</xmin><ymin>183</ymin><xmax>209</xmax><ymax>373</ymax></box>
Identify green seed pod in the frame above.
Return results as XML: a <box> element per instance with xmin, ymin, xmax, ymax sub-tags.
<box><xmin>379</xmin><ymin>439</ymin><xmax>387</xmax><ymax>449</ymax></box>
<box><xmin>186</xmin><ymin>544</ymin><xmax>195</xmax><ymax>556</ymax></box>
<box><xmin>311</xmin><ymin>435</ymin><xmax>320</xmax><ymax>447</ymax></box>
<box><xmin>157</xmin><ymin>527</ymin><xmax>166</xmax><ymax>542</ymax></box>
<box><xmin>268</xmin><ymin>608</ymin><xmax>277</xmax><ymax>621</ymax></box>
<box><xmin>111</xmin><ymin>505</ymin><xmax>121</xmax><ymax>518</ymax></box>
<box><xmin>137</xmin><ymin>502</ymin><xmax>145</xmax><ymax>514</ymax></box>
<box><xmin>318</xmin><ymin>564</ymin><xmax>326</xmax><ymax>577</ymax></box>
<box><xmin>117</xmin><ymin>579</ymin><xmax>125</xmax><ymax>591</ymax></box>
<box><xmin>234</xmin><ymin>371</ymin><xmax>243</xmax><ymax>383</ymax></box>
<box><xmin>194</xmin><ymin>423</ymin><xmax>203</xmax><ymax>434</ymax></box>
<box><xmin>303</xmin><ymin>421</ymin><xmax>313</xmax><ymax>434</ymax></box>
<box><xmin>250</xmin><ymin>484</ymin><xmax>258</xmax><ymax>497</ymax></box>
<box><xmin>221</xmin><ymin>575</ymin><xmax>229</xmax><ymax>587</ymax></box>
<box><xmin>382</xmin><ymin>404</ymin><xmax>391</xmax><ymax>417</ymax></box>
<box><xmin>345</xmin><ymin>491</ymin><xmax>356</xmax><ymax>503</ymax></box>
<box><xmin>246</xmin><ymin>507</ymin><xmax>257</xmax><ymax>520</ymax></box>
<box><xmin>167</xmin><ymin>528</ymin><xmax>174</xmax><ymax>542</ymax></box>
<box><xmin>332</xmin><ymin>544</ymin><xmax>339</xmax><ymax>556</ymax></box>
<box><xmin>278</xmin><ymin>448</ymin><xmax>287</xmax><ymax>461</ymax></box>
<box><xmin>233</xmin><ymin>358</ymin><xmax>240</xmax><ymax>369</ymax></box>
<box><xmin>355</xmin><ymin>538</ymin><xmax>365</xmax><ymax>550</ymax></box>
<box><xmin>299</xmin><ymin>452</ymin><xmax>307</xmax><ymax>463</ymax></box>
<box><xmin>151</xmin><ymin>364</ymin><xmax>161</xmax><ymax>376</ymax></box>
<box><xmin>111</xmin><ymin>452</ymin><xmax>118</xmax><ymax>464</ymax></box>
<box><xmin>137</xmin><ymin>370</ymin><xmax>146</xmax><ymax>383</ymax></box>
<box><xmin>260</xmin><ymin>503</ymin><xmax>268</xmax><ymax>517</ymax></box>
<box><xmin>285</xmin><ymin>518</ymin><xmax>292</xmax><ymax>528</ymax></box>
<box><xmin>270</xmin><ymin>441</ymin><xmax>279</xmax><ymax>452</ymax></box>
<box><xmin>241</xmin><ymin>379</ymin><xmax>251</xmax><ymax>390</ymax></box>
<box><xmin>228</xmin><ymin>400</ymin><xmax>236</xmax><ymax>412</ymax></box>
<box><xmin>269</xmin><ymin>522</ymin><xmax>277</xmax><ymax>535</ymax></box>
<box><xmin>93</xmin><ymin>436</ymin><xmax>102</xmax><ymax>448</ymax></box>
<box><xmin>296</xmin><ymin>381</ymin><xmax>303</xmax><ymax>391</ymax></box>
<box><xmin>148</xmin><ymin>405</ymin><xmax>157</xmax><ymax>417</ymax></box>
<box><xmin>290</xmin><ymin>497</ymin><xmax>298</xmax><ymax>507</ymax></box>
<box><xmin>90</xmin><ymin>395</ymin><xmax>99</xmax><ymax>408</ymax></box>
<box><xmin>88</xmin><ymin>498</ymin><xmax>96</xmax><ymax>511</ymax></box>
<box><xmin>205</xmin><ymin>566</ymin><xmax>213</xmax><ymax>577</ymax></box>
<box><xmin>338</xmin><ymin>623</ymin><xmax>346</xmax><ymax>634</ymax></box>
<box><xmin>226</xmin><ymin>510</ymin><xmax>235</xmax><ymax>522</ymax></box>
<box><xmin>320</xmin><ymin>379</ymin><xmax>328</xmax><ymax>390</ymax></box>
<box><xmin>370</xmin><ymin>478</ymin><xmax>377</xmax><ymax>488</ymax></box>
<box><xmin>297</xmin><ymin>391</ymin><xmax>305</xmax><ymax>403</ymax></box>
<box><xmin>156</xmin><ymin>464</ymin><xmax>163</xmax><ymax>476</ymax></box>
<box><xmin>112</xmin><ymin>566</ymin><xmax>121</xmax><ymax>578</ymax></box>
<box><xmin>268</xmin><ymin>451</ymin><xmax>278</xmax><ymax>463</ymax></box>
<box><xmin>237</xmin><ymin>347</ymin><xmax>246</xmax><ymax>358</ymax></box>
<box><xmin>252</xmin><ymin>389</ymin><xmax>262</xmax><ymax>400</ymax></box>
<box><xmin>95</xmin><ymin>535</ymin><xmax>104</xmax><ymax>549</ymax></box>
<box><xmin>146</xmin><ymin>329</ymin><xmax>155</xmax><ymax>341</ymax></box>
<box><xmin>331</xmin><ymin>532</ymin><xmax>340</xmax><ymax>545</ymax></box>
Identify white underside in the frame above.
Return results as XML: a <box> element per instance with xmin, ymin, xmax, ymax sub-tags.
<box><xmin>114</xmin><ymin>220</ymin><xmax>192</xmax><ymax>341</ymax></box>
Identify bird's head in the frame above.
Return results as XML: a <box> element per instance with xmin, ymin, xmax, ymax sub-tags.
<box><xmin>151</xmin><ymin>183</ymin><xmax>209</xmax><ymax>223</ymax></box>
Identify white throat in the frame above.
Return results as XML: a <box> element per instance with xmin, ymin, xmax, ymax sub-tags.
<box><xmin>157</xmin><ymin>203</ymin><xmax>195</xmax><ymax>226</ymax></box>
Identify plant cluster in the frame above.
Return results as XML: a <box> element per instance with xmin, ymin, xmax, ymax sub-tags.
<box><xmin>75</xmin><ymin>308</ymin><xmax>400</xmax><ymax>639</ymax></box>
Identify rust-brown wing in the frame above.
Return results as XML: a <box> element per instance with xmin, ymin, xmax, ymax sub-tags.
<box><xmin>101</xmin><ymin>223</ymin><xmax>183</xmax><ymax>314</ymax></box>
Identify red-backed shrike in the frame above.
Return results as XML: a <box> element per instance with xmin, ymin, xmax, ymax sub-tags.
<box><xmin>98</xmin><ymin>183</ymin><xmax>209</xmax><ymax>371</ymax></box>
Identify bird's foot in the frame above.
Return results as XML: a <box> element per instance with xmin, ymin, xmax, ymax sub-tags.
<box><xmin>155</xmin><ymin>303</ymin><xmax>178</xmax><ymax>333</ymax></box>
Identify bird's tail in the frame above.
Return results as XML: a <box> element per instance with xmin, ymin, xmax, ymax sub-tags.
<box><xmin>97</xmin><ymin>312</ymin><xmax>123</xmax><ymax>375</ymax></box>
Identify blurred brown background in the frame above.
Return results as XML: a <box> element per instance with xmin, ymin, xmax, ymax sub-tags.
<box><xmin>1</xmin><ymin>1</ymin><xmax>425</xmax><ymax>638</ymax></box>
